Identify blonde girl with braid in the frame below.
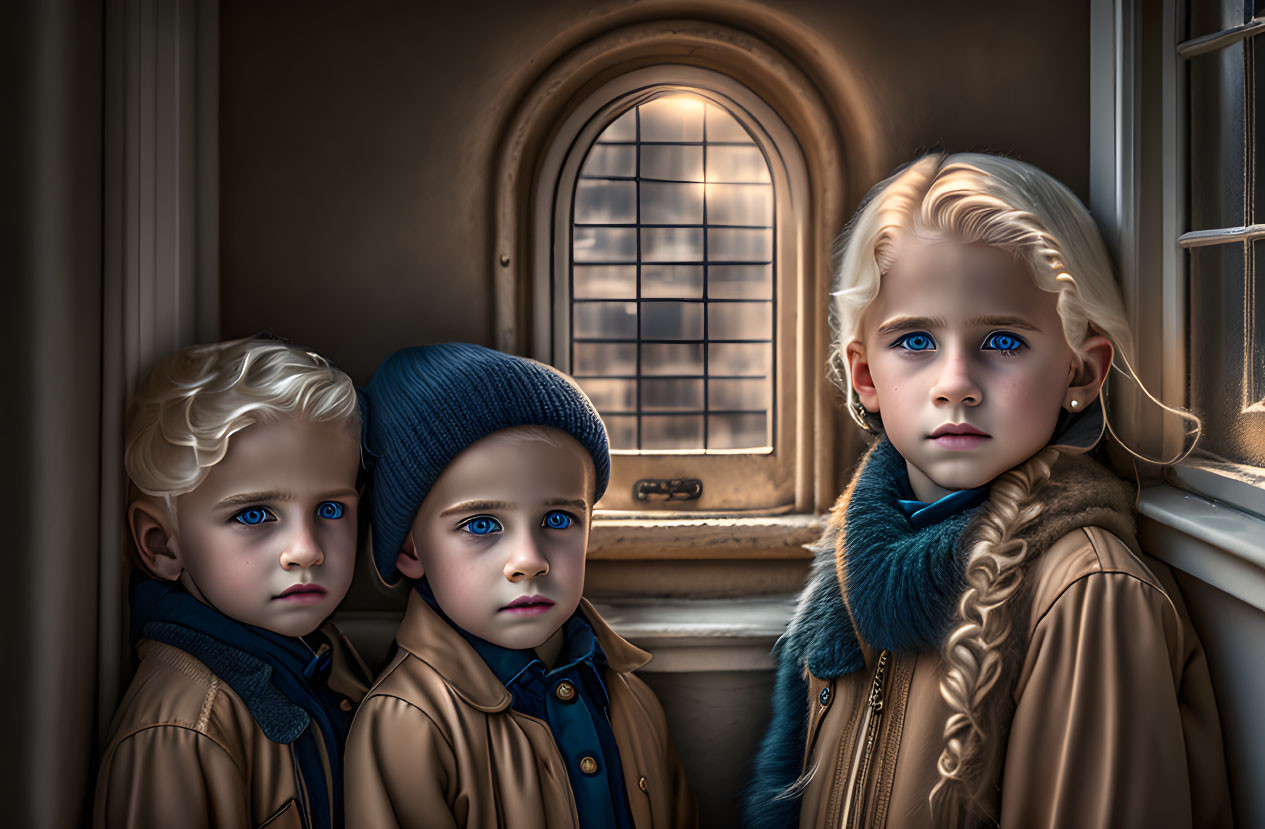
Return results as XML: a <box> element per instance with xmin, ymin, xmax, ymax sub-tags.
<box><xmin>743</xmin><ymin>153</ymin><xmax>1232</xmax><ymax>828</ymax></box>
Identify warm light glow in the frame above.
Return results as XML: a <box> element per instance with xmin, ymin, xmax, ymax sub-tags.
<box><xmin>661</xmin><ymin>94</ymin><xmax>705</xmax><ymax>112</ymax></box>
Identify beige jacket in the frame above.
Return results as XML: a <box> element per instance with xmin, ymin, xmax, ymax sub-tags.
<box><xmin>796</xmin><ymin>525</ymin><xmax>1232</xmax><ymax>828</ymax></box>
<box><xmin>94</xmin><ymin>623</ymin><xmax>369</xmax><ymax>829</ymax></box>
<box><xmin>344</xmin><ymin>592</ymin><xmax>697</xmax><ymax>829</ymax></box>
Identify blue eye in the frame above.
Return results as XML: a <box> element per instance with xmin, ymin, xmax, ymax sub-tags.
<box><xmin>232</xmin><ymin>507</ymin><xmax>272</xmax><ymax>526</ymax></box>
<box><xmin>983</xmin><ymin>331</ymin><xmax>1028</xmax><ymax>354</ymax></box>
<box><xmin>894</xmin><ymin>332</ymin><xmax>935</xmax><ymax>352</ymax></box>
<box><xmin>462</xmin><ymin>516</ymin><xmax>502</xmax><ymax>536</ymax></box>
<box><xmin>543</xmin><ymin>511</ymin><xmax>573</xmax><ymax>530</ymax></box>
<box><xmin>317</xmin><ymin>501</ymin><xmax>344</xmax><ymax>520</ymax></box>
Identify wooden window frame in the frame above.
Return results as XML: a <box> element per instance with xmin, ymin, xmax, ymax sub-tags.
<box><xmin>492</xmin><ymin>20</ymin><xmax>857</xmax><ymax>530</ymax></box>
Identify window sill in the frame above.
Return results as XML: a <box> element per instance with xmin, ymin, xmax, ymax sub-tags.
<box><xmin>1137</xmin><ymin>483</ymin><xmax>1265</xmax><ymax>613</ymax></box>
<box><xmin>587</xmin><ymin>513</ymin><xmax>826</xmax><ymax>560</ymax></box>
<box><xmin>591</xmin><ymin>595</ymin><xmax>796</xmax><ymax>672</ymax></box>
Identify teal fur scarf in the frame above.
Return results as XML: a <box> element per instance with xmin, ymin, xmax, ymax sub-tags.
<box><xmin>792</xmin><ymin>437</ymin><xmax>979</xmax><ymax>678</ymax></box>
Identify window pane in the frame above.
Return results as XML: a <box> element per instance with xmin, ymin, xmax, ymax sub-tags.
<box><xmin>599</xmin><ymin>109</ymin><xmax>636</xmax><ymax>142</ymax></box>
<box><xmin>568</xmin><ymin>91</ymin><xmax>779</xmax><ymax>455</ymax></box>
<box><xmin>709</xmin><ymin>265</ymin><xmax>772</xmax><ymax>298</ymax></box>
<box><xmin>573</xmin><ymin>342</ymin><xmax>636</xmax><ymax>375</ymax></box>
<box><xmin>641</xmin><ymin>146</ymin><xmax>703</xmax><ymax>182</ymax></box>
<box><xmin>581</xmin><ymin>144</ymin><xmax>635</xmax><ymax>178</ymax></box>
<box><xmin>642</xmin><ymin>378</ymin><xmax>703</xmax><ymax>411</ymax></box>
<box><xmin>639</xmin><ymin>96</ymin><xmax>704</xmax><ymax>141</ymax></box>
<box><xmin>705</xmin><ymin>103</ymin><xmax>750</xmax><ymax>142</ymax></box>
<box><xmin>709</xmin><ymin>228</ymin><xmax>772</xmax><ymax>261</ymax></box>
<box><xmin>707</xmin><ymin>183</ymin><xmax>773</xmax><ymax>226</ymax></box>
<box><xmin>574</xmin><ymin>265</ymin><xmax>636</xmax><ymax>299</ymax></box>
<box><xmin>1188</xmin><ymin>42</ymin><xmax>1246</xmax><ymax>231</ymax></box>
<box><xmin>603</xmin><ymin>415</ymin><xmax>638</xmax><ymax>450</ymax></box>
<box><xmin>574</xmin><ymin>227</ymin><xmax>636</xmax><ymax>262</ymax></box>
<box><xmin>643</xmin><ymin>228</ymin><xmax>704</xmax><ymax>261</ymax></box>
<box><xmin>709</xmin><ymin>302</ymin><xmax>773</xmax><ymax>340</ymax></box>
<box><xmin>578</xmin><ymin>378</ymin><xmax>636</xmax><ymax>412</ymax></box>
<box><xmin>641</xmin><ymin>182</ymin><xmax>704</xmax><ymax>224</ymax></box>
<box><xmin>643</xmin><ymin>265</ymin><xmax>703</xmax><ymax>298</ymax></box>
<box><xmin>575</xmin><ymin>180</ymin><xmax>636</xmax><ymax>224</ymax></box>
<box><xmin>642</xmin><ymin>343</ymin><xmax>704</xmax><ymax>375</ymax></box>
<box><xmin>708</xmin><ymin>413</ymin><xmax>768</xmax><ymax>450</ymax></box>
<box><xmin>574</xmin><ymin>301</ymin><xmax>637</xmax><ymax>339</ymax></box>
<box><xmin>1188</xmin><ymin>242</ymin><xmax>1265</xmax><ymax>465</ymax></box>
<box><xmin>709</xmin><ymin>342</ymin><xmax>770</xmax><ymax>376</ymax></box>
<box><xmin>709</xmin><ymin>378</ymin><xmax>770</xmax><ymax>410</ymax></box>
<box><xmin>643</xmin><ymin>415</ymin><xmax>704</xmax><ymax>450</ymax></box>
<box><xmin>642</xmin><ymin>301</ymin><xmax>703</xmax><ymax>340</ymax></box>
<box><xmin>1186</xmin><ymin>0</ymin><xmax>1247</xmax><ymax>40</ymax></box>
<box><xmin>707</xmin><ymin>146</ymin><xmax>771</xmax><ymax>183</ymax></box>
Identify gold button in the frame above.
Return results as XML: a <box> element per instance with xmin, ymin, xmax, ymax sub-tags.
<box><xmin>579</xmin><ymin>756</ymin><xmax>598</xmax><ymax>775</ymax></box>
<box><xmin>638</xmin><ymin>776</ymin><xmax>648</xmax><ymax>792</ymax></box>
<box><xmin>555</xmin><ymin>681</ymin><xmax>576</xmax><ymax>701</ymax></box>
<box><xmin>339</xmin><ymin>699</ymin><xmax>353</xmax><ymax>712</ymax></box>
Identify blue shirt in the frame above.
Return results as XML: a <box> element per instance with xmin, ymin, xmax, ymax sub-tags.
<box><xmin>894</xmin><ymin>475</ymin><xmax>990</xmax><ymax>529</ymax></box>
<box><xmin>416</xmin><ymin>582</ymin><xmax>634</xmax><ymax>829</ymax></box>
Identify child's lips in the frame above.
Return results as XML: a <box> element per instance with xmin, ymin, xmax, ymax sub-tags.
<box><xmin>929</xmin><ymin>423</ymin><xmax>990</xmax><ymax>449</ymax></box>
<box><xmin>499</xmin><ymin>595</ymin><xmax>555</xmax><ymax>616</ymax></box>
<box><xmin>274</xmin><ymin>583</ymin><xmax>327</xmax><ymax>604</ymax></box>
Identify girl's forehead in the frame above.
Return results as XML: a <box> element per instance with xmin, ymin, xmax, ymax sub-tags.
<box><xmin>867</xmin><ymin>239</ymin><xmax>1059</xmax><ymax>327</ymax></box>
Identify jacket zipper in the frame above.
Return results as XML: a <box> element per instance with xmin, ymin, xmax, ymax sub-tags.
<box><xmin>839</xmin><ymin>649</ymin><xmax>890</xmax><ymax>829</ymax></box>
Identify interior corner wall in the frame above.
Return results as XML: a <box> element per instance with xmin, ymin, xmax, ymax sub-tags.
<box><xmin>0</xmin><ymin>2</ymin><xmax>104</xmax><ymax>827</ymax></box>
<box><xmin>218</xmin><ymin>0</ymin><xmax>1092</xmax><ymax>385</ymax></box>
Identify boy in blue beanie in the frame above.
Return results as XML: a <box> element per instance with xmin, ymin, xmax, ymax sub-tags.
<box><xmin>345</xmin><ymin>343</ymin><xmax>696</xmax><ymax>829</ymax></box>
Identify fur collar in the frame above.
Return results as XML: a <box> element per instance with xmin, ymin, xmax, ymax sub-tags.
<box><xmin>781</xmin><ymin>439</ymin><xmax>1137</xmax><ymax>679</ymax></box>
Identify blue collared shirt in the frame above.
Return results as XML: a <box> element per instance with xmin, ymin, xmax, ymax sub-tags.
<box><xmin>895</xmin><ymin>479</ymin><xmax>990</xmax><ymax>529</ymax></box>
<box><xmin>416</xmin><ymin>582</ymin><xmax>634</xmax><ymax>829</ymax></box>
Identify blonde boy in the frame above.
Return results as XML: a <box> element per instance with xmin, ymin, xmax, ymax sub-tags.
<box><xmin>95</xmin><ymin>337</ymin><xmax>371</xmax><ymax>829</ymax></box>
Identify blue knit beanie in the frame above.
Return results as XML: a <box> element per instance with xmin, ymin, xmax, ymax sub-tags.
<box><xmin>363</xmin><ymin>343</ymin><xmax>610</xmax><ymax>584</ymax></box>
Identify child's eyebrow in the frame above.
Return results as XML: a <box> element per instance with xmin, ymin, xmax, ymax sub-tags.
<box><xmin>440</xmin><ymin>500</ymin><xmax>515</xmax><ymax>516</ymax></box>
<box><xmin>964</xmin><ymin>314</ymin><xmax>1042</xmax><ymax>332</ymax></box>
<box><xmin>544</xmin><ymin>498</ymin><xmax>590</xmax><ymax>511</ymax></box>
<box><xmin>876</xmin><ymin>315</ymin><xmax>944</xmax><ymax>335</ymax></box>
<box><xmin>217</xmin><ymin>490</ymin><xmax>294</xmax><ymax>507</ymax></box>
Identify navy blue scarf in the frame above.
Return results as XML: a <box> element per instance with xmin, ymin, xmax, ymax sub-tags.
<box><xmin>131</xmin><ymin>580</ymin><xmax>350</xmax><ymax>829</ymax></box>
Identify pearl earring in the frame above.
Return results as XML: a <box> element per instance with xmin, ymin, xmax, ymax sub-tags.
<box><xmin>1070</xmin><ymin>399</ymin><xmax>1079</xmax><ymax>409</ymax></box>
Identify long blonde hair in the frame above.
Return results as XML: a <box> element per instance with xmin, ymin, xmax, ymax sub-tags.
<box><xmin>826</xmin><ymin>152</ymin><xmax>1196</xmax><ymax>820</ymax></box>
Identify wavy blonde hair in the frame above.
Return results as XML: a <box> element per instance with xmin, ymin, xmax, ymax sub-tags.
<box><xmin>125</xmin><ymin>336</ymin><xmax>360</xmax><ymax>508</ymax></box>
<box><xmin>826</xmin><ymin>152</ymin><xmax>1197</xmax><ymax>820</ymax></box>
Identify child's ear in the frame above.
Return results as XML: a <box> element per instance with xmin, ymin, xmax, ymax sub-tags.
<box><xmin>846</xmin><ymin>340</ymin><xmax>880</xmax><ymax>412</ymax></box>
<box><xmin>395</xmin><ymin>530</ymin><xmax>426</xmax><ymax>580</ymax></box>
<box><xmin>1066</xmin><ymin>335</ymin><xmax>1114</xmax><ymax>411</ymax></box>
<box><xmin>129</xmin><ymin>499</ymin><xmax>182</xmax><ymax>581</ymax></box>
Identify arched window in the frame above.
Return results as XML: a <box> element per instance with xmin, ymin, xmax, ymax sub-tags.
<box><xmin>496</xmin><ymin>24</ymin><xmax>853</xmax><ymax>516</ymax></box>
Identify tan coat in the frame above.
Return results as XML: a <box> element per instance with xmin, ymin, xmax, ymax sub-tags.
<box><xmin>344</xmin><ymin>592</ymin><xmax>697</xmax><ymax>829</ymax></box>
<box><xmin>94</xmin><ymin>623</ymin><xmax>369</xmax><ymax>829</ymax></box>
<box><xmin>796</xmin><ymin>525</ymin><xmax>1232</xmax><ymax>828</ymax></box>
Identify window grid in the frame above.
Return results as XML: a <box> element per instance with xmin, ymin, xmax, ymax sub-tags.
<box><xmin>1180</xmin><ymin>6</ymin><xmax>1265</xmax><ymax>466</ymax></box>
<box><xmin>568</xmin><ymin>94</ymin><xmax>777</xmax><ymax>453</ymax></box>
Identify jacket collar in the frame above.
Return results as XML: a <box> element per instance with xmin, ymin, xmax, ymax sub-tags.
<box><xmin>394</xmin><ymin>590</ymin><xmax>650</xmax><ymax>712</ymax></box>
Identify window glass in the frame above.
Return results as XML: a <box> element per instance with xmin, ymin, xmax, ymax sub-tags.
<box><xmin>571</xmin><ymin>93</ymin><xmax>776</xmax><ymax>451</ymax></box>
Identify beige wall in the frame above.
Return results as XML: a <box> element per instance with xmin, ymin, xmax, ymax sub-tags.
<box><xmin>219</xmin><ymin>0</ymin><xmax>1091</xmax><ymax>383</ymax></box>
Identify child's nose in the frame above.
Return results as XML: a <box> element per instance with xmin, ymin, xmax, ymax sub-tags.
<box><xmin>504</xmin><ymin>532</ymin><xmax>550</xmax><ymax>582</ymax></box>
<box><xmin>280</xmin><ymin>521</ymin><xmax>325</xmax><ymax>569</ymax></box>
<box><xmin>930</xmin><ymin>347</ymin><xmax>982</xmax><ymax>407</ymax></box>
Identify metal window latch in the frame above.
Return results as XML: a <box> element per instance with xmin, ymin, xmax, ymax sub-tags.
<box><xmin>632</xmin><ymin>478</ymin><xmax>703</xmax><ymax>502</ymax></box>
